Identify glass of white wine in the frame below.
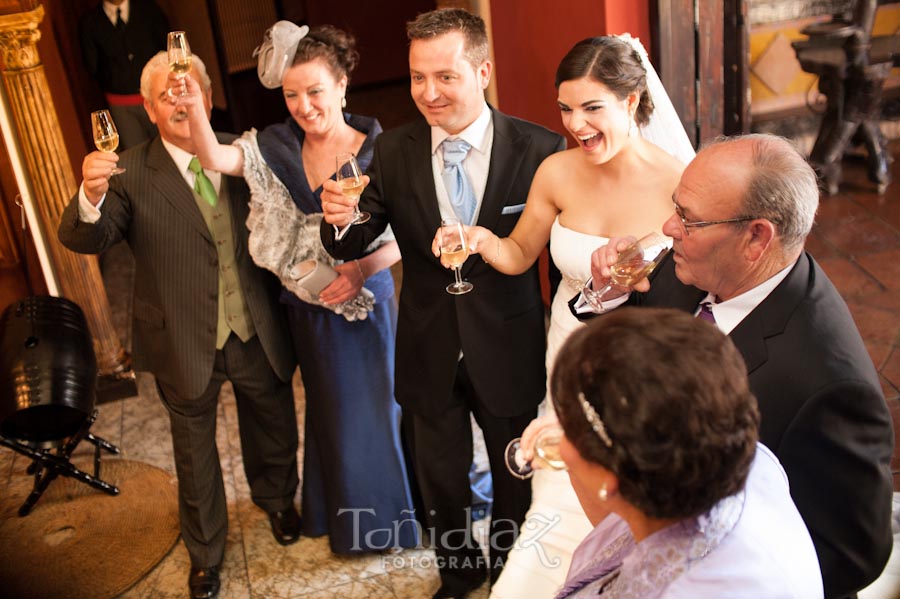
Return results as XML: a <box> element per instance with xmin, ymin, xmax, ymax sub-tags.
<box><xmin>504</xmin><ymin>426</ymin><xmax>566</xmax><ymax>480</ymax></box>
<box><xmin>439</xmin><ymin>218</ymin><xmax>473</xmax><ymax>295</ymax></box>
<box><xmin>91</xmin><ymin>109</ymin><xmax>125</xmax><ymax>175</ymax></box>
<box><xmin>335</xmin><ymin>152</ymin><xmax>370</xmax><ymax>225</ymax></box>
<box><xmin>582</xmin><ymin>232</ymin><xmax>671</xmax><ymax>310</ymax></box>
<box><xmin>167</xmin><ymin>31</ymin><xmax>192</xmax><ymax>96</ymax></box>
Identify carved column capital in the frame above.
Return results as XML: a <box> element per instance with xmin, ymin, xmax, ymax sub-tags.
<box><xmin>0</xmin><ymin>6</ymin><xmax>42</xmax><ymax>71</ymax></box>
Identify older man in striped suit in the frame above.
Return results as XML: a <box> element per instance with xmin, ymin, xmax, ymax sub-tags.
<box><xmin>59</xmin><ymin>53</ymin><xmax>300</xmax><ymax>599</ymax></box>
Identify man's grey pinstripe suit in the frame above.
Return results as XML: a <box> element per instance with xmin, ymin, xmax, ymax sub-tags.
<box><xmin>59</xmin><ymin>135</ymin><xmax>299</xmax><ymax>568</ymax></box>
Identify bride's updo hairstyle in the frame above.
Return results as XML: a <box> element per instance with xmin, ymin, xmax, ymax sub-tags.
<box><xmin>293</xmin><ymin>25</ymin><xmax>359</xmax><ymax>82</ymax></box>
<box><xmin>555</xmin><ymin>36</ymin><xmax>653</xmax><ymax>127</ymax></box>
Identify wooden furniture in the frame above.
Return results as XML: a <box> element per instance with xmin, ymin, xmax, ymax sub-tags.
<box><xmin>792</xmin><ymin>0</ymin><xmax>900</xmax><ymax>194</ymax></box>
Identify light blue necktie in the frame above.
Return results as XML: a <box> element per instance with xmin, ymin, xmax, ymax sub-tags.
<box><xmin>441</xmin><ymin>138</ymin><xmax>476</xmax><ymax>225</ymax></box>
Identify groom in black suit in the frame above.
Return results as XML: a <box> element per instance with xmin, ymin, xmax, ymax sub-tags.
<box><xmin>575</xmin><ymin>134</ymin><xmax>894</xmax><ymax>599</ymax></box>
<box><xmin>321</xmin><ymin>8</ymin><xmax>564</xmax><ymax>599</ymax></box>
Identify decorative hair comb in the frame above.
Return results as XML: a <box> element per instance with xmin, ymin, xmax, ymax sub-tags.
<box><xmin>578</xmin><ymin>392</ymin><xmax>613</xmax><ymax>447</ymax></box>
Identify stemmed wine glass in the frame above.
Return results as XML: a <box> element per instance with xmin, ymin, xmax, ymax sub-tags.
<box><xmin>504</xmin><ymin>426</ymin><xmax>566</xmax><ymax>480</ymax></box>
<box><xmin>167</xmin><ymin>31</ymin><xmax>192</xmax><ymax>96</ymax></box>
<box><xmin>335</xmin><ymin>152</ymin><xmax>370</xmax><ymax>225</ymax></box>
<box><xmin>582</xmin><ymin>232</ymin><xmax>671</xmax><ymax>310</ymax></box>
<box><xmin>438</xmin><ymin>218</ymin><xmax>473</xmax><ymax>295</ymax></box>
<box><xmin>91</xmin><ymin>109</ymin><xmax>125</xmax><ymax>175</ymax></box>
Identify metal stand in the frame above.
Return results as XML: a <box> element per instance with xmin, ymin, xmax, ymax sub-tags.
<box><xmin>0</xmin><ymin>410</ymin><xmax>120</xmax><ymax>516</ymax></box>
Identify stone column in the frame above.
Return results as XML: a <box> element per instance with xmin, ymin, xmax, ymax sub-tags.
<box><xmin>0</xmin><ymin>6</ymin><xmax>130</xmax><ymax>376</ymax></box>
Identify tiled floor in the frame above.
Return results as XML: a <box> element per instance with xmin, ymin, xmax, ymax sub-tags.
<box><xmin>0</xmin><ymin>370</ymin><xmax>490</xmax><ymax>599</ymax></box>
<box><xmin>1</xmin><ymin>140</ymin><xmax>899</xmax><ymax>599</ymax></box>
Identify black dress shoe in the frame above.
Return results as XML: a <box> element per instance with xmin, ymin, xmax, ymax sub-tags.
<box><xmin>188</xmin><ymin>565</ymin><xmax>220</xmax><ymax>599</ymax></box>
<box><xmin>268</xmin><ymin>504</ymin><xmax>302</xmax><ymax>546</ymax></box>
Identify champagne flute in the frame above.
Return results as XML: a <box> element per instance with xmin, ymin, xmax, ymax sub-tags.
<box><xmin>167</xmin><ymin>31</ymin><xmax>192</xmax><ymax>96</ymax></box>
<box><xmin>335</xmin><ymin>152</ymin><xmax>370</xmax><ymax>225</ymax></box>
<box><xmin>91</xmin><ymin>109</ymin><xmax>125</xmax><ymax>175</ymax></box>
<box><xmin>439</xmin><ymin>218</ymin><xmax>473</xmax><ymax>295</ymax></box>
<box><xmin>582</xmin><ymin>232</ymin><xmax>671</xmax><ymax>311</ymax></box>
<box><xmin>504</xmin><ymin>426</ymin><xmax>566</xmax><ymax>480</ymax></box>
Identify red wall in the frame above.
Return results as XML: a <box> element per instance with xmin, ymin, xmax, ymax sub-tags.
<box><xmin>488</xmin><ymin>0</ymin><xmax>651</xmax><ymax>306</ymax></box>
<box><xmin>489</xmin><ymin>0</ymin><xmax>651</xmax><ymax>138</ymax></box>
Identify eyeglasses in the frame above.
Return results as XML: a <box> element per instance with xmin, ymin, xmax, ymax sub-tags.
<box><xmin>672</xmin><ymin>201</ymin><xmax>756</xmax><ymax>235</ymax></box>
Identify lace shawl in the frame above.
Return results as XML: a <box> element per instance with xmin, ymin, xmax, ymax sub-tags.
<box><xmin>557</xmin><ymin>489</ymin><xmax>745</xmax><ymax>598</ymax></box>
<box><xmin>235</xmin><ymin>130</ymin><xmax>374</xmax><ymax>321</ymax></box>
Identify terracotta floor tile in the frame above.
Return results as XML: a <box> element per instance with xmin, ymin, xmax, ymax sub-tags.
<box><xmin>804</xmin><ymin>230</ymin><xmax>839</xmax><ymax>259</ymax></box>
<box><xmin>814</xmin><ymin>196</ymin><xmax>872</xmax><ymax>230</ymax></box>
<box><xmin>816</xmin><ymin>257</ymin><xmax>885</xmax><ymax>301</ymax></box>
<box><xmin>855</xmin><ymin>249</ymin><xmax>900</xmax><ymax>292</ymax></box>
<box><xmin>846</xmin><ymin>301</ymin><xmax>900</xmax><ymax>347</ymax></box>
<box><xmin>882</xmin><ymin>346</ymin><xmax>900</xmax><ymax>395</ymax></box>
<box><xmin>815</xmin><ymin>215</ymin><xmax>900</xmax><ymax>257</ymax></box>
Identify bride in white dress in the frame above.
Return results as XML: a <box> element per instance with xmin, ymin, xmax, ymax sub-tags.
<box><xmin>447</xmin><ymin>35</ymin><xmax>695</xmax><ymax>598</ymax></box>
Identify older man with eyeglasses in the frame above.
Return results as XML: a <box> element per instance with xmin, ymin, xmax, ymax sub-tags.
<box><xmin>571</xmin><ymin>133</ymin><xmax>893</xmax><ymax>599</ymax></box>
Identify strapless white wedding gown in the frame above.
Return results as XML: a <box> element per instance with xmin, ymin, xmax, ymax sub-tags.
<box><xmin>491</xmin><ymin>217</ymin><xmax>605</xmax><ymax>599</ymax></box>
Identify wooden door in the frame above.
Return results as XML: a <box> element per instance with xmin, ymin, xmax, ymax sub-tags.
<box><xmin>651</xmin><ymin>0</ymin><xmax>749</xmax><ymax>146</ymax></box>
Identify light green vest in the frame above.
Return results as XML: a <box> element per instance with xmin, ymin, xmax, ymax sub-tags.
<box><xmin>193</xmin><ymin>181</ymin><xmax>255</xmax><ymax>349</ymax></box>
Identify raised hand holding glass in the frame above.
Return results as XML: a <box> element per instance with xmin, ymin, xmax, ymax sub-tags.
<box><xmin>91</xmin><ymin>109</ymin><xmax>125</xmax><ymax>175</ymax></box>
<box><xmin>167</xmin><ymin>31</ymin><xmax>192</xmax><ymax>96</ymax></box>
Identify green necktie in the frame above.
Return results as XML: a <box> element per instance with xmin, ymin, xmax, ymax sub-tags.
<box><xmin>188</xmin><ymin>157</ymin><xmax>217</xmax><ymax>207</ymax></box>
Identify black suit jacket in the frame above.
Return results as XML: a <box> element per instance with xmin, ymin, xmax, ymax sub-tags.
<box><xmin>80</xmin><ymin>0</ymin><xmax>169</xmax><ymax>94</ymax></box>
<box><xmin>575</xmin><ymin>252</ymin><xmax>894</xmax><ymax>598</ymax></box>
<box><xmin>58</xmin><ymin>136</ymin><xmax>295</xmax><ymax>399</ymax></box>
<box><xmin>322</xmin><ymin>110</ymin><xmax>565</xmax><ymax>418</ymax></box>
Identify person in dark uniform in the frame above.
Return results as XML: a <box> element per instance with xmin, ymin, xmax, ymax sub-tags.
<box><xmin>80</xmin><ymin>0</ymin><xmax>169</xmax><ymax>149</ymax></box>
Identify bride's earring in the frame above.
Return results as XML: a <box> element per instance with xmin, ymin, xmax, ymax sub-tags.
<box><xmin>598</xmin><ymin>482</ymin><xmax>608</xmax><ymax>501</ymax></box>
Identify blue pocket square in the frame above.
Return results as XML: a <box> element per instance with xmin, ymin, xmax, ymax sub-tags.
<box><xmin>501</xmin><ymin>203</ymin><xmax>526</xmax><ymax>215</ymax></box>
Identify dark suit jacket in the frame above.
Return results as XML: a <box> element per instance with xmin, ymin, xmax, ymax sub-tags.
<box><xmin>58</xmin><ymin>136</ymin><xmax>295</xmax><ymax>399</ymax></box>
<box><xmin>322</xmin><ymin>110</ymin><xmax>565</xmax><ymax>419</ymax></box>
<box><xmin>80</xmin><ymin>0</ymin><xmax>169</xmax><ymax>94</ymax></box>
<box><xmin>577</xmin><ymin>251</ymin><xmax>894</xmax><ymax>598</ymax></box>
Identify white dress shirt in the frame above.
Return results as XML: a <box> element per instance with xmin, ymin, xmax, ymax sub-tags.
<box><xmin>696</xmin><ymin>262</ymin><xmax>793</xmax><ymax>334</ymax></box>
<box><xmin>102</xmin><ymin>0</ymin><xmax>130</xmax><ymax>25</ymax></box>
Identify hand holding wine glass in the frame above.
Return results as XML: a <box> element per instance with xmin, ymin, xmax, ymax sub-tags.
<box><xmin>91</xmin><ymin>109</ymin><xmax>125</xmax><ymax>175</ymax></box>
<box><xmin>505</xmin><ymin>426</ymin><xmax>566</xmax><ymax>480</ymax></box>
<box><xmin>583</xmin><ymin>232</ymin><xmax>671</xmax><ymax>310</ymax></box>
<box><xmin>438</xmin><ymin>218</ymin><xmax>473</xmax><ymax>295</ymax></box>
<box><xmin>167</xmin><ymin>31</ymin><xmax>192</xmax><ymax>96</ymax></box>
<box><xmin>335</xmin><ymin>152</ymin><xmax>370</xmax><ymax>225</ymax></box>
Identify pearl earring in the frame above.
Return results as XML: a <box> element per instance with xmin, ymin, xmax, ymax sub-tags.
<box><xmin>598</xmin><ymin>483</ymin><xmax>608</xmax><ymax>501</ymax></box>
<box><xmin>341</xmin><ymin>97</ymin><xmax>347</xmax><ymax>108</ymax></box>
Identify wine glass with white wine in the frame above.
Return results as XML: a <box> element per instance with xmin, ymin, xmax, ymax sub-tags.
<box><xmin>335</xmin><ymin>152</ymin><xmax>370</xmax><ymax>225</ymax></box>
<box><xmin>582</xmin><ymin>232</ymin><xmax>671</xmax><ymax>310</ymax></box>
<box><xmin>504</xmin><ymin>426</ymin><xmax>566</xmax><ymax>480</ymax></box>
<box><xmin>438</xmin><ymin>218</ymin><xmax>473</xmax><ymax>295</ymax></box>
<box><xmin>91</xmin><ymin>109</ymin><xmax>125</xmax><ymax>175</ymax></box>
<box><xmin>167</xmin><ymin>31</ymin><xmax>192</xmax><ymax>96</ymax></box>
